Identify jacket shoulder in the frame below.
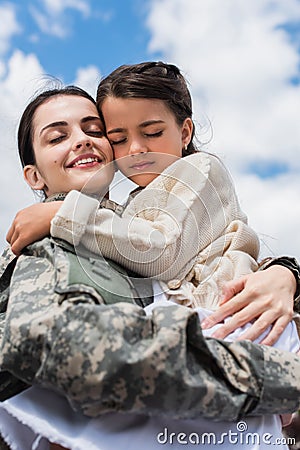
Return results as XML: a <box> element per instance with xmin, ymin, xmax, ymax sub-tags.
<box><xmin>0</xmin><ymin>246</ymin><xmax>16</xmax><ymax>278</ymax></box>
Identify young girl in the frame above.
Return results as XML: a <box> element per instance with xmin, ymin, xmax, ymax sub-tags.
<box><xmin>1</xmin><ymin>82</ymin><xmax>299</xmax><ymax>450</ymax></box>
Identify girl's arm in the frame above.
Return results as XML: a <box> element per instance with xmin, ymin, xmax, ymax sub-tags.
<box><xmin>51</xmin><ymin>153</ymin><xmax>258</xmax><ymax>281</ymax></box>
<box><xmin>7</xmin><ymin>151</ymin><xmax>298</xmax><ymax>345</ymax></box>
<box><xmin>7</xmin><ymin>202</ymin><xmax>62</xmax><ymax>255</ymax></box>
<box><xmin>8</xmin><ymin>196</ymin><xmax>299</xmax><ymax>345</ymax></box>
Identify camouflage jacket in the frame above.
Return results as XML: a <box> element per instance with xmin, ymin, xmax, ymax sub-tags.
<box><xmin>0</xmin><ymin>237</ymin><xmax>300</xmax><ymax>421</ymax></box>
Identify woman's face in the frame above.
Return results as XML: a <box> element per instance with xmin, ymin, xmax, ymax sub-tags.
<box><xmin>101</xmin><ymin>97</ymin><xmax>193</xmax><ymax>186</ymax></box>
<box><xmin>25</xmin><ymin>95</ymin><xmax>114</xmax><ymax>197</ymax></box>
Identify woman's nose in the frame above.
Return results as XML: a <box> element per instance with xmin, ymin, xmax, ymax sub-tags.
<box><xmin>74</xmin><ymin>135</ymin><xmax>93</xmax><ymax>151</ymax></box>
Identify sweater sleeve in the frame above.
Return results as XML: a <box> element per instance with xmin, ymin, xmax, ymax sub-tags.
<box><xmin>51</xmin><ymin>153</ymin><xmax>258</xmax><ymax>281</ymax></box>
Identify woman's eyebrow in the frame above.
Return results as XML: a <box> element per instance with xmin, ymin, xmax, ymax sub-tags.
<box><xmin>81</xmin><ymin>116</ymin><xmax>102</xmax><ymax>124</ymax></box>
<box><xmin>40</xmin><ymin>121</ymin><xmax>67</xmax><ymax>136</ymax></box>
<box><xmin>40</xmin><ymin>116</ymin><xmax>101</xmax><ymax>136</ymax></box>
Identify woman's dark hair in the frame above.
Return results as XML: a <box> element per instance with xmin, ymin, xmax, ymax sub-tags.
<box><xmin>18</xmin><ymin>85</ymin><xmax>96</xmax><ymax>168</ymax></box>
<box><xmin>96</xmin><ymin>61</ymin><xmax>196</xmax><ymax>156</ymax></box>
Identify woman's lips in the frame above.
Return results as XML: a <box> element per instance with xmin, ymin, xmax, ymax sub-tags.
<box><xmin>66</xmin><ymin>153</ymin><xmax>104</xmax><ymax>169</ymax></box>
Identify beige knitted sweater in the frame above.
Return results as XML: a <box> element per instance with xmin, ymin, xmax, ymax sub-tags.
<box><xmin>51</xmin><ymin>152</ymin><xmax>259</xmax><ymax>309</ymax></box>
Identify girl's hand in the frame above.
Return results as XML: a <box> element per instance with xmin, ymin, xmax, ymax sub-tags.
<box><xmin>201</xmin><ymin>265</ymin><xmax>296</xmax><ymax>345</ymax></box>
<box><xmin>6</xmin><ymin>202</ymin><xmax>62</xmax><ymax>255</ymax></box>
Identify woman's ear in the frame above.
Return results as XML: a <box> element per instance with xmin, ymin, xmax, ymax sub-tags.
<box><xmin>23</xmin><ymin>165</ymin><xmax>46</xmax><ymax>191</ymax></box>
<box><xmin>181</xmin><ymin>118</ymin><xmax>194</xmax><ymax>148</ymax></box>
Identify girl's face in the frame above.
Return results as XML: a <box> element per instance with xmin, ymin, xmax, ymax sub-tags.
<box><xmin>25</xmin><ymin>95</ymin><xmax>114</xmax><ymax>197</ymax></box>
<box><xmin>101</xmin><ymin>97</ymin><xmax>193</xmax><ymax>186</ymax></box>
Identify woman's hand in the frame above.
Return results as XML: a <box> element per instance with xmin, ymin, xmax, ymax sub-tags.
<box><xmin>50</xmin><ymin>444</ymin><xmax>69</xmax><ymax>450</ymax></box>
<box><xmin>201</xmin><ymin>265</ymin><xmax>296</xmax><ymax>345</ymax></box>
<box><xmin>6</xmin><ymin>202</ymin><xmax>62</xmax><ymax>255</ymax></box>
<box><xmin>280</xmin><ymin>414</ymin><xmax>293</xmax><ymax>427</ymax></box>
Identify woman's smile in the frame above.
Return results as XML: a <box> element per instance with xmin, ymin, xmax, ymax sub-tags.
<box><xmin>66</xmin><ymin>152</ymin><xmax>105</xmax><ymax>169</ymax></box>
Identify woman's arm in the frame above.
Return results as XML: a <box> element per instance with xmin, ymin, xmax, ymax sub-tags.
<box><xmin>201</xmin><ymin>258</ymin><xmax>300</xmax><ymax>345</ymax></box>
<box><xmin>1</xmin><ymin>239</ymin><xmax>300</xmax><ymax>420</ymax></box>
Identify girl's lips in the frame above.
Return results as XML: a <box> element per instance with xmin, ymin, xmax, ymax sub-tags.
<box><xmin>130</xmin><ymin>161</ymin><xmax>154</xmax><ymax>171</ymax></box>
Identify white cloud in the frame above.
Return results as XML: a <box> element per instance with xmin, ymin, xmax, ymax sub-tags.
<box><xmin>147</xmin><ymin>0</ymin><xmax>300</xmax><ymax>260</ymax></box>
<box><xmin>41</xmin><ymin>0</ymin><xmax>90</xmax><ymax>17</ymax></box>
<box><xmin>30</xmin><ymin>7</ymin><xmax>68</xmax><ymax>38</ymax></box>
<box><xmin>0</xmin><ymin>60</ymin><xmax>5</xmax><ymax>78</ymax></box>
<box><xmin>0</xmin><ymin>50</ymin><xmax>46</xmax><ymax>251</ymax></box>
<box><xmin>0</xmin><ymin>3</ymin><xmax>21</xmax><ymax>55</ymax></box>
<box><xmin>234</xmin><ymin>172</ymin><xmax>300</xmax><ymax>259</ymax></box>
<box><xmin>30</xmin><ymin>0</ymin><xmax>91</xmax><ymax>37</ymax></box>
<box><xmin>74</xmin><ymin>65</ymin><xmax>101</xmax><ymax>97</ymax></box>
<box><xmin>0</xmin><ymin>50</ymin><xmax>45</xmax><ymax>102</ymax></box>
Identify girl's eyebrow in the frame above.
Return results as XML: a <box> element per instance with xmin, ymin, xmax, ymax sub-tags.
<box><xmin>40</xmin><ymin>116</ymin><xmax>101</xmax><ymax>136</ymax></box>
<box><xmin>107</xmin><ymin>119</ymin><xmax>165</xmax><ymax>135</ymax></box>
<box><xmin>140</xmin><ymin>119</ymin><xmax>165</xmax><ymax>127</ymax></box>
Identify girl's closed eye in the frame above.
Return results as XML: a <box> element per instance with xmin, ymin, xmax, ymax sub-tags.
<box><xmin>110</xmin><ymin>131</ymin><xmax>164</xmax><ymax>146</ymax></box>
<box><xmin>109</xmin><ymin>136</ymin><xmax>127</xmax><ymax>146</ymax></box>
<box><xmin>144</xmin><ymin>130</ymin><xmax>163</xmax><ymax>138</ymax></box>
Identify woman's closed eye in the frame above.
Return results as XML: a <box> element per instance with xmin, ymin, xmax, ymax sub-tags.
<box><xmin>86</xmin><ymin>130</ymin><xmax>104</xmax><ymax>138</ymax></box>
<box><xmin>49</xmin><ymin>130</ymin><xmax>104</xmax><ymax>145</ymax></box>
<box><xmin>84</xmin><ymin>123</ymin><xmax>105</xmax><ymax>138</ymax></box>
<box><xmin>49</xmin><ymin>134</ymin><xmax>66</xmax><ymax>144</ymax></box>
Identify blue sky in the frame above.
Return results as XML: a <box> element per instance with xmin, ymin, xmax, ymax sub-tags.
<box><xmin>0</xmin><ymin>0</ymin><xmax>300</xmax><ymax>259</ymax></box>
<box><xmin>5</xmin><ymin>0</ymin><xmax>160</xmax><ymax>86</ymax></box>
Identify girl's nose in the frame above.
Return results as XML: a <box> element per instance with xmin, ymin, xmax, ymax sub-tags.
<box><xmin>128</xmin><ymin>139</ymin><xmax>148</xmax><ymax>156</ymax></box>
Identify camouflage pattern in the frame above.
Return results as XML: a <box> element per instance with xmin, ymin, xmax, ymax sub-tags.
<box><xmin>0</xmin><ymin>236</ymin><xmax>300</xmax><ymax>421</ymax></box>
<box><xmin>0</xmin><ymin>246</ymin><xmax>16</xmax><ymax>277</ymax></box>
<box><xmin>0</xmin><ymin>246</ymin><xmax>17</xmax><ymax>321</ymax></box>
